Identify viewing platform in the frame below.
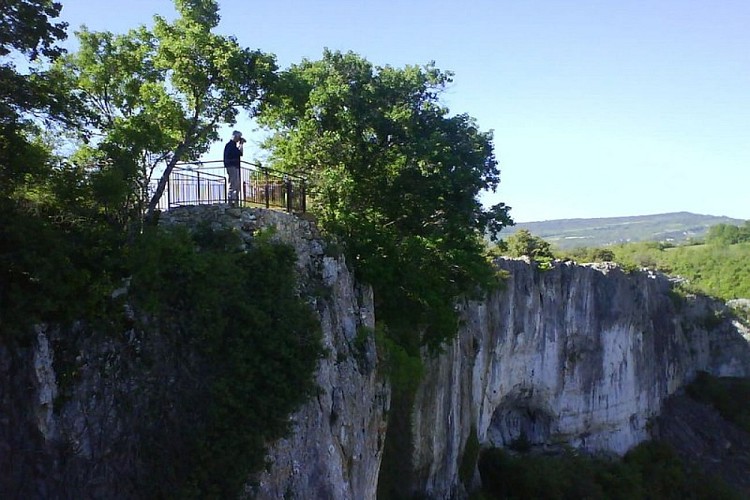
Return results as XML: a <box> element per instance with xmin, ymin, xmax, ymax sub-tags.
<box><xmin>151</xmin><ymin>160</ymin><xmax>306</xmax><ymax>213</ymax></box>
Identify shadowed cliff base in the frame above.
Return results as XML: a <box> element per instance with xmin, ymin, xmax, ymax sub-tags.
<box><xmin>655</xmin><ymin>376</ymin><xmax>750</xmax><ymax>495</ymax></box>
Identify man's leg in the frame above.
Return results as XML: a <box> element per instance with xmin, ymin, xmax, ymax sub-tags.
<box><xmin>227</xmin><ymin>166</ymin><xmax>240</xmax><ymax>204</ymax></box>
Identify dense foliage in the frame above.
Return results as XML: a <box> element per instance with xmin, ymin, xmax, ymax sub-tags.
<box><xmin>0</xmin><ymin>0</ymin><xmax>66</xmax><ymax>60</ymax></box>
<box><xmin>0</xmin><ymin>199</ymin><xmax>125</xmax><ymax>341</ymax></box>
<box><xmin>53</xmin><ymin>0</ymin><xmax>276</xmax><ymax>218</ymax></box>
<box><xmin>1</xmin><ymin>2</ymin><xmax>323</xmax><ymax>496</ymax></box>
<box><xmin>477</xmin><ymin>442</ymin><xmax>740</xmax><ymax>500</ymax></box>
<box><xmin>128</xmin><ymin>226</ymin><xmax>322</xmax><ymax>497</ymax></box>
<box><xmin>259</xmin><ymin>50</ymin><xmax>512</xmax><ymax>351</ymax></box>
<box><xmin>560</xmin><ymin>239</ymin><xmax>750</xmax><ymax>301</ymax></box>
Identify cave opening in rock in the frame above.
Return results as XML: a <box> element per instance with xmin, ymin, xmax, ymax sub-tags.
<box><xmin>486</xmin><ymin>397</ymin><xmax>554</xmax><ymax>449</ymax></box>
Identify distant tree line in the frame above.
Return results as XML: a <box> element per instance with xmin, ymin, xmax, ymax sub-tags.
<box><xmin>705</xmin><ymin>222</ymin><xmax>750</xmax><ymax>246</ymax></box>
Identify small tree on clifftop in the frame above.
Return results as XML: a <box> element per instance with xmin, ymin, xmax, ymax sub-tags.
<box><xmin>504</xmin><ymin>229</ymin><xmax>553</xmax><ymax>260</ymax></box>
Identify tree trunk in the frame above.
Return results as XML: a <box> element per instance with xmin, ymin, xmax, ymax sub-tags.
<box><xmin>144</xmin><ymin>143</ymin><xmax>189</xmax><ymax>222</ymax></box>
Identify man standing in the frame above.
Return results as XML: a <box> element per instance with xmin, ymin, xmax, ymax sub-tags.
<box><xmin>223</xmin><ymin>130</ymin><xmax>244</xmax><ymax>205</ymax></box>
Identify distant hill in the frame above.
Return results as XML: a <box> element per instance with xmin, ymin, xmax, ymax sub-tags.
<box><xmin>501</xmin><ymin>212</ymin><xmax>746</xmax><ymax>250</ymax></box>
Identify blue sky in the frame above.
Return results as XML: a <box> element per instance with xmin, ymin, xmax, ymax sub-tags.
<box><xmin>58</xmin><ymin>0</ymin><xmax>749</xmax><ymax>222</ymax></box>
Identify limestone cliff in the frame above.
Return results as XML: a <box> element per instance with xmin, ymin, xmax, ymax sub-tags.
<box><xmin>162</xmin><ymin>207</ymin><xmax>390</xmax><ymax>500</ymax></box>
<box><xmin>408</xmin><ymin>258</ymin><xmax>750</xmax><ymax>498</ymax></box>
<box><xmin>2</xmin><ymin>209</ymin><xmax>749</xmax><ymax>499</ymax></box>
<box><xmin>0</xmin><ymin>206</ymin><xmax>388</xmax><ymax>499</ymax></box>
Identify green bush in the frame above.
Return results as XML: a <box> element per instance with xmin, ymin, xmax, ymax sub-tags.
<box><xmin>477</xmin><ymin>442</ymin><xmax>740</xmax><ymax>500</ymax></box>
<box><xmin>127</xmin><ymin>226</ymin><xmax>323</xmax><ymax>498</ymax></box>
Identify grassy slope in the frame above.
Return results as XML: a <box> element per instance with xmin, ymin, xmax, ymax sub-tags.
<box><xmin>606</xmin><ymin>242</ymin><xmax>750</xmax><ymax>300</ymax></box>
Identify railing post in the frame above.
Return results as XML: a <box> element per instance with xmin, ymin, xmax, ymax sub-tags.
<box><xmin>239</xmin><ymin>162</ymin><xmax>244</xmax><ymax>207</ymax></box>
<box><xmin>286</xmin><ymin>177</ymin><xmax>292</xmax><ymax>213</ymax></box>
<box><xmin>197</xmin><ymin>172</ymin><xmax>201</xmax><ymax>204</ymax></box>
<box><xmin>264</xmin><ymin>166</ymin><xmax>270</xmax><ymax>209</ymax></box>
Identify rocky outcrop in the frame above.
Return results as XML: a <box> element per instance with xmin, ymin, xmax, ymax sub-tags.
<box><xmin>0</xmin><ymin>206</ymin><xmax>389</xmax><ymax>499</ymax></box>
<box><xmin>408</xmin><ymin>259</ymin><xmax>750</xmax><ymax>498</ymax></box>
<box><xmin>655</xmin><ymin>394</ymin><xmax>750</xmax><ymax>494</ymax></box>
<box><xmin>162</xmin><ymin>206</ymin><xmax>391</xmax><ymax>499</ymax></box>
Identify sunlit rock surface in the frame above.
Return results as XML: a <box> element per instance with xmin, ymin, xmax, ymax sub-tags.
<box><xmin>410</xmin><ymin>259</ymin><xmax>750</xmax><ymax>498</ymax></box>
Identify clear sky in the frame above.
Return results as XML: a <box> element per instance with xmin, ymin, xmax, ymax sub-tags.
<box><xmin>57</xmin><ymin>0</ymin><xmax>749</xmax><ymax>222</ymax></box>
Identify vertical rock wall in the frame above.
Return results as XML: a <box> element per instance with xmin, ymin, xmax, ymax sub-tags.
<box><xmin>409</xmin><ymin>258</ymin><xmax>750</xmax><ymax>498</ymax></box>
<box><xmin>163</xmin><ymin>206</ymin><xmax>392</xmax><ymax>500</ymax></box>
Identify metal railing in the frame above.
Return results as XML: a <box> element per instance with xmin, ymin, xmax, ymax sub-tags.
<box><xmin>150</xmin><ymin>160</ymin><xmax>306</xmax><ymax>213</ymax></box>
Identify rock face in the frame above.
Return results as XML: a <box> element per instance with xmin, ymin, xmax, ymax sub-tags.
<box><xmin>165</xmin><ymin>206</ymin><xmax>391</xmax><ymax>500</ymax></box>
<box><xmin>408</xmin><ymin>258</ymin><xmax>750</xmax><ymax>498</ymax></box>
<box><xmin>655</xmin><ymin>394</ymin><xmax>750</xmax><ymax>494</ymax></box>
<box><xmin>2</xmin><ymin>208</ymin><xmax>749</xmax><ymax>499</ymax></box>
<box><xmin>0</xmin><ymin>206</ymin><xmax>388</xmax><ymax>499</ymax></box>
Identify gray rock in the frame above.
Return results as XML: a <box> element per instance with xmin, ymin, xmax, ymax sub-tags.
<box><xmin>407</xmin><ymin>259</ymin><xmax>750</xmax><ymax>498</ymax></box>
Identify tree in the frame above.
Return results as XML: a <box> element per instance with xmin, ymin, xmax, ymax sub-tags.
<box><xmin>706</xmin><ymin>222</ymin><xmax>750</xmax><ymax>246</ymax></box>
<box><xmin>55</xmin><ymin>0</ymin><xmax>276</xmax><ymax>220</ymax></box>
<box><xmin>0</xmin><ymin>0</ymin><xmax>66</xmax><ymax>61</ymax></box>
<box><xmin>259</xmin><ymin>50</ymin><xmax>512</xmax><ymax>349</ymax></box>
<box><xmin>0</xmin><ymin>0</ymin><xmax>68</xmax><ymax>124</ymax></box>
<box><xmin>0</xmin><ymin>0</ymin><xmax>73</xmax><ymax>198</ymax></box>
<box><xmin>504</xmin><ymin>229</ymin><xmax>553</xmax><ymax>260</ymax></box>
